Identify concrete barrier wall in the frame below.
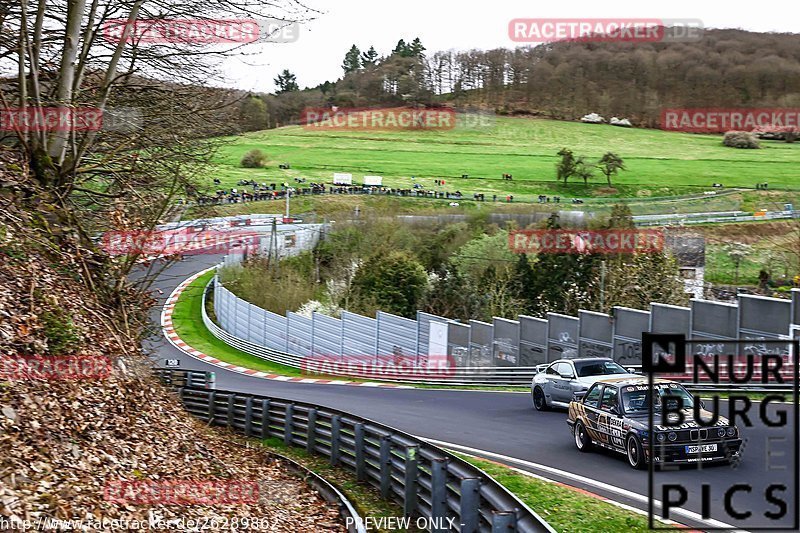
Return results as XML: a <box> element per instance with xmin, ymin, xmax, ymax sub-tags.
<box><xmin>212</xmin><ymin>263</ymin><xmax>799</xmax><ymax>370</ymax></box>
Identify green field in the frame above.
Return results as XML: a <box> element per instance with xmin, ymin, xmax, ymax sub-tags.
<box><xmin>206</xmin><ymin>116</ymin><xmax>800</xmax><ymax>202</ymax></box>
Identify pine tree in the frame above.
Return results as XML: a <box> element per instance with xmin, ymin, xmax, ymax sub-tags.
<box><xmin>273</xmin><ymin>69</ymin><xmax>299</xmax><ymax>94</ymax></box>
<box><xmin>409</xmin><ymin>38</ymin><xmax>426</xmax><ymax>58</ymax></box>
<box><xmin>392</xmin><ymin>39</ymin><xmax>408</xmax><ymax>57</ymax></box>
<box><xmin>342</xmin><ymin>44</ymin><xmax>361</xmax><ymax>74</ymax></box>
<box><xmin>361</xmin><ymin>46</ymin><xmax>379</xmax><ymax>67</ymax></box>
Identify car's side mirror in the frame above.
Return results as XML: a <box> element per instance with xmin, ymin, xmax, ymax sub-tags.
<box><xmin>627</xmin><ymin>367</ymin><xmax>637</xmax><ymax>373</ymax></box>
<box><xmin>560</xmin><ymin>372</ymin><xmax>575</xmax><ymax>379</ymax></box>
<box><xmin>573</xmin><ymin>391</ymin><xmax>587</xmax><ymax>401</ymax></box>
<box><xmin>609</xmin><ymin>406</ymin><xmax>620</xmax><ymax>415</ymax></box>
<box><xmin>699</xmin><ymin>400</ymin><xmax>706</xmax><ymax>410</ymax></box>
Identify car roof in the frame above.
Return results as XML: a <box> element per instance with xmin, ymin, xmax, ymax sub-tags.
<box><xmin>590</xmin><ymin>376</ymin><xmax>676</xmax><ymax>387</ymax></box>
<box><xmin>553</xmin><ymin>357</ymin><xmax>615</xmax><ymax>364</ymax></box>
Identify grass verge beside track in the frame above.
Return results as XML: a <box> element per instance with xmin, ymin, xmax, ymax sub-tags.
<box><xmin>170</xmin><ymin>270</ymin><xmax>308</xmax><ymax>377</ymax></box>
<box><xmin>458</xmin><ymin>454</ymin><xmax>673</xmax><ymax>532</ymax></box>
<box><xmin>169</xmin><ymin>269</ymin><xmax>527</xmax><ymax>391</ymax></box>
<box><xmin>258</xmin><ymin>435</ymin><xmax>660</xmax><ymax>532</ymax></box>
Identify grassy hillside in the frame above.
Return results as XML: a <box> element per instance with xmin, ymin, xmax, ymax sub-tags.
<box><xmin>206</xmin><ymin>116</ymin><xmax>800</xmax><ymax>201</ymax></box>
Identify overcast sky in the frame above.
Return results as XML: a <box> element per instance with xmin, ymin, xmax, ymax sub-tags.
<box><xmin>218</xmin><ymin>0</ymin><xmax>799</xmax><ymax>93</ymax></box>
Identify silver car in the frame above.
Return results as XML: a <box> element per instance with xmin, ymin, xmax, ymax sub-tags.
<box><xmin>531</xmin><ymin>358</ymin><xmax>636</xmax><ymax>410</ymax></box>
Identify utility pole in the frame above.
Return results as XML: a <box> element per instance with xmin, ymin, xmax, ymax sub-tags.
<box><xmin>284</xmin><ymin>182</ymin><xmax>290</xmax><ymax>219</ymax></box>
<box><xmin>600</xmin><ymin>260</ymin><xmax>607</xmax><ymax>312</ymax></box>
<box><xmin>268</xmin><ymin>217</ymin><xmax>279</xmax><ymax>277</ymax></box>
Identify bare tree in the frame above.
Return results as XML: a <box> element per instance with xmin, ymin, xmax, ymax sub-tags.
<box><xmin>0</xmin><ymin>0</ymin><xmax>314</xmax><ymax>316</ymax></box>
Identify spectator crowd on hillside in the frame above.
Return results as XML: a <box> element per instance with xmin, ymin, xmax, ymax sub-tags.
<box><xmin>195</xmin><ymin>178</ymin><xmax>483</xmax><ymax>205</ymax></box>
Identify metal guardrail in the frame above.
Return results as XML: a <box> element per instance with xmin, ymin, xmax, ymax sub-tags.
<box><xmin>156</xmin><ymin>370</ymin><xmax>554</xmax><ymax>533</ymax></box>
<box><xmin>201</xmin><ymin>282</ymin><xmax>539</xmax><ymax>386</ymax></box>
<box><xmin>634</xmin><ymin>210</ymin><xmax>800</xmax><ymax>227</ymax></box>
<box><xmin>154</xmin><ymin>368</ymin><xmax>216</xmax><ymax>389</ymax></box>
<box><xmin>154</xmin><ymin>371</ymin><xmax>364</xmax><ymax>532</ymax></box>
<box><xmin>267</xmin><ymin>447</ymin><xmax>367</xmax><ymax>533</ymax></box>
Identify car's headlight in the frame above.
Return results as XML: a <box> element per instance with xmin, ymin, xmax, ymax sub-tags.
<box><xmin>668</xmin><ymin>432</ymin><xmax>678</xmax><ymax>442</ymax></box>
<box><xmin>726</xmin><ymin>427</ymin><xmax>737</xmax><ymax>437</ymax></box>
<box><xmin>656</xmin><ymin>432</ymin><xmax>666</xmax><ymax>443</ymax></box>
<box><xmin>717</xmin><ymin>428</ymin><xmax>726</xmax><ymax>438</ymax></box>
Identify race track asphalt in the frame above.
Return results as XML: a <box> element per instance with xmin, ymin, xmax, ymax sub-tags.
<box><xmin>140</xmin><ymin>254</ymin><xmax>799</xmax><ymax>531</ymax></box>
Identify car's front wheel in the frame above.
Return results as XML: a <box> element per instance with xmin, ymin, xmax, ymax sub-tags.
<box><xmin>532</xmin><ymin>386</ymin><xmax>549</xmax><ymax>411</ymax></box>
<box><xmin>626</xmin><ymin>434</ymin><xmax>646</xmax><ymax>470</ymax></box>
<box><xmin>574</xmin><ymin>421</ymin><xmax>592</xmax><ymax>452</ymax></box>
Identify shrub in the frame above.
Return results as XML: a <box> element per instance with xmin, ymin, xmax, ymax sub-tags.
<box><xmin>41</xmin><ymin>310</ymin><xmax>81</xmax><ymax>354</ymax></box>
<box><xmin>240</xmin><ymin>149</ymin><xmax>267</xmax><ymax>168</ymax></box>
<box><xmin>723</xmin><ymin>131</ymin><xmax>760</xmax><ymax>149</ymax></box>
<box><xmin>350</xmin><ymin>251</ymin><xmax>428</xmax><ymax>318</ymax></box>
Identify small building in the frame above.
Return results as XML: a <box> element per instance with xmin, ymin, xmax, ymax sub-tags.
<box><xmin>665</xmin><ymin>233</ymin><xmax>706</xmax><ymax>299</ymax></box>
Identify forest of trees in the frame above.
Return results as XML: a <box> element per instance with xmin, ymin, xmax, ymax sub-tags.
<box><xmin>222</xmin><ymin>205</ymin><xmax>689</xmax><ymax>322</ymax></box>
<box><xmin>244</xmin><ymin>28</ymin><xmax>800</xmax><ymax>130</ymax></box>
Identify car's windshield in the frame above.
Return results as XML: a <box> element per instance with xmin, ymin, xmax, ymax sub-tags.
<box><xmin>621</xmin><ymin>383</ymin><xmax>695</xmax><ymax>413</ymax></box>
<box><xmin>574</xmin><ymin>360</ymin><xmax>628</xmax><ymax>377</ymax></box>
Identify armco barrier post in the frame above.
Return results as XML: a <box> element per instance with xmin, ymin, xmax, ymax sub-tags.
<box><xmin>284</xmin><ymin>404</ymin><xmax>294</xmax><ymax>446</ymax></box>
<box><xmin>244</xmin><ymin>396</ymin><xmax>253</xmax><ymax>436</ymax></box>
<box><xmin>460</xmin><ymin>477</ymin><xmax>480</xmax><ymax>532</ymax></box>
<box><xmin>260</xmin><ymin>399</ymin><xmax>270</xmax><ymax>439</ymax></box>
<box><xmin>227</xmin><ymin>394</ymin><xmax>236</xmax><ymax>429</ymax></box>
<box><xmin>330</xmin><ymin>415</ymin><xmax>341</xmax><ymax>466</ymax></box>
<box><xmin>207</xmin><ymin>391</ymin><xmax>216</xmax><ymax>424</ymax></box>
<box><xmin>306</xmin><ymin>408</ymin><xmax>317</xmax><ymax>454</ymax></box>
<box><xmin>403</xmin><ymin>445</ymin><xmax>419</xmax><ymax>517</ymax></box>
<box><xmin>354</xmin><ymin>422</ymin><xmax>366</xmax><ymax>482</ymax></box>
<box><xmin>431</xmin><ymin>458</ymin><xmax>448</xmax><ymax>532</ymax></box>
<box><xmin>380</xmin><ymin>436</ymin><xmax>391</xmax><ymax>499</ymax></box>
<box><xmin>491</xmin><ymin>511</ymin><xmax>517</xmax><ymax>531</ymax></box>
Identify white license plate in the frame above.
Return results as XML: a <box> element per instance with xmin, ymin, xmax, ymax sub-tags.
<box><xmin>685</xmin><ymin>444</ymin><xmax>717</xmax><ymax>454</ymax></box>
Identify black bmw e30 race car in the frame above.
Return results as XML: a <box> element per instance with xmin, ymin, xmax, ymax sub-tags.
<box><xmin>567</xmin><ymin>377</ymin><xmax>742</xmax><ymax>469</ymax></box>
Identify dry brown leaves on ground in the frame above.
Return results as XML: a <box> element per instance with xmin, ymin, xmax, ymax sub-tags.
<box><xmin>0</xmin><ymin>183</ymin><xmax>345</xmax><ymax>531</ymax></box>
